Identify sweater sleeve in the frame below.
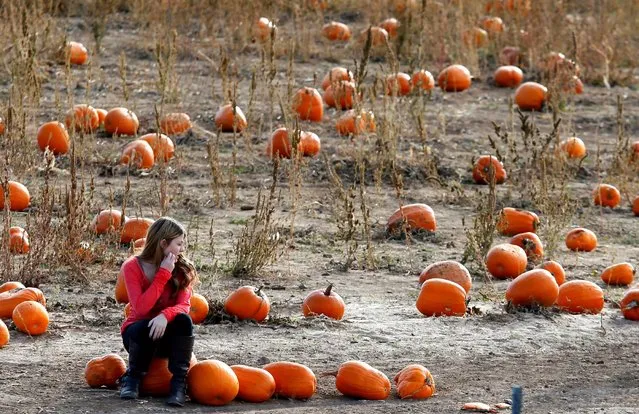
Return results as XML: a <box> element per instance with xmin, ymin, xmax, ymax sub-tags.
<box><xmin>124</xmin><ymin>259</ymin><xmax>172</xmax><ymax>316</ymax></box>
<box><xmin>161</xmin><ymin>286</ymin><xmax>192</xmax><ymax>322</ymax></box>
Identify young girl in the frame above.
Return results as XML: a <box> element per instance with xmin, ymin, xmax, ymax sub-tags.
<box><xmin>119</xmin><ymin>217</ymin><xmax>197</xmax><ymax>407</ymax></box>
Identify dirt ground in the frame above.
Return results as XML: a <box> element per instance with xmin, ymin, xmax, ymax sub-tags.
<box><xmin>2</xmin><ymin>9</ymin><xmax>639</xmax><ymax>414</ymax></box>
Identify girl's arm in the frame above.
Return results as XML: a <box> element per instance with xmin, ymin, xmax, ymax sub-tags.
<box><xmin>123</xmin><ymin>259</ymin><xmax>172</xmax><ymax>316</ymax></box>
<box><xmin>160</xmin><ymin>286</ymin><xmax>192</xmax><ymax>322</ymax></box>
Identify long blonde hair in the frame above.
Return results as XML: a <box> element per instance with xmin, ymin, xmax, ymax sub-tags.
<box><xmin>138</xmin><ymin>217</ymin><xmax>197</xmax><ymax>295</ymax></box>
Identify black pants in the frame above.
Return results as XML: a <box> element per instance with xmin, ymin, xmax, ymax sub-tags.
<box><xmin>122</xmin><ymin>313</ymin><xmax>193</xmax><ymax>358</ymax></box>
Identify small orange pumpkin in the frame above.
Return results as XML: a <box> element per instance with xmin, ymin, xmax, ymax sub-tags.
<box><xmin>65</xmin><ymin>104</ymin><xmax>100</xmax><ymax>132</ymax></box>
<box><xmin>593</xmin><ymin>184</ymin><xmax>621</xmax><ymax>208</ymax></box>
<box><xmin>92</xmin><ymin>209</ymin><xmax>123</xmax><ymax>234</ymax></box>
<box><xmin>322</xmin><ymin>22</ymin><xmax>351</xmax><ymax>41</ymax></box>
<box><xmin>253</xmin><ymin>17</ymin><xmax>277</xmax><ymax>42</ymax></box>
<box><xmin>505</xmin><ymin>269</ymin><xmax>559</xmax><ymax>307</ymax></box>
<box><xmin>485</xmin><ymin>243</ymin><xmax>528</xmax><ymax>279</ymax></box>
<box><xmin>104</xmin><ymin>108</ymin><xmax>139</xmax><ymax>136</ymax></box>
<box><xmin>565</xmin><ymin>228</ymin><xmax>597</xmax><ymax>252</ymax></box>
<box><xmin>231</xmin><ymin>365</ymin><xmax>276</xmax><ymax>403</ymax></box>
<box><xmin>9</xmin><ymin>226</ymin><xmax>30</xmax><ymax>255</ymax></box>
<box><xmin>0</xmin><ymin>281</ymin><xmax>25</xmax><ymax>293</ymax></box>
<box><xmin>0</xmin><ymin>319</ymin><xmax>8</xmax><ymax>348</ymax></box>
<box><xmin>386</xmin><ymin>72</ymin><xmax>413</xmax><ymax>96</ymax></box>
<box><xmin>556</xmin><ymin>280</ymin><xmax>604</xmax><ymax>314</ymax></box>
<box><xmin>159</xmin><ymin>112</ymin><xmax>192</xmax><ymax>135</ymax></box>
<box><xmin>189</xmin><ymin>293</ymin><xmax>209</xmax><ymax>324</ymax></box>
<box><xmin>463</xmin><ymin>27</ymin><xmax>488</xmax><ymax>48</ymax></box>
<box><xmin>0</xmin><ymin>117</ymin><xmax>5</xmax><ymax>135</ymax></box>
<box><xmin>472</xmin><ymin>155</ymin><xmax>507</xmax><ymax>184</ymax></box>
<box><xmin>139</xmin><ymin>133</ymin><xmax>175</xmax><ymax>162</ymax></box>
<box><xmin>379</xmin><ymin>18</ymin><xmax>400</xmax><ymax>38</ymax></box>
<box><xmin>120</xmin><ymin>217</ymin><xmax>154</xmax><ymax>244</ymax></box>
<box><xmin>67</xmin><ymin>41</ymin><xmax>88</xmax><ymax>65</ymax></box>
<box><xmin>0</xmin><ymin>287</ymin><xmax>46</xmax><ymax>319</ymax></box>
<box><xmin>600</xmin><ymin>263</ymin><xmax>634</xmax><ymax>286</ymax></box>
<box><xmin>509</xmin><ymin>232</ymin><xmax>543</xmax><ymax>261</ymax></box>
<box><xmin>481</xmin><ymin>16</ymin><xmax>505</xmax><ymax>33</ymax></box>
<box><xmin>496</xmin><ymin>207</ymin><xmax>539</xmax><ymax>236</ymax></box>
<box><xmin>537</xmin><ymin>260</ymin><xmax>565</xmax><ymax>285</ymax></box>
<box><xmin>143</xmin><ymin>354</ymin><xmax>197</xmax><ymax>396</ymax></box>
<box><xmin>499</xmin><ymin>46</ymin><xmax>521</xmax><ymax>65</ymax></box>
<box><xmin>263</xmin><ymin>361</ymin><xmax>317</xmax><ymax>400</ymax></box>
<box><xmin>359</xmin><ymin>26</ymin><xmax>389</xmax><ymax>47</ymax></box>
<box><xmin>187</xmin><ymin>359</ymin><xmax>237</xmax><ymax>405</ymax></box>
<box><xmin>120</xmin><ymin>140</ymin><xmax>155</xmax><ymax>169</ymax></box>
<box><xmin>559</xmin><ymin>137</ymin><xmax>586</xmax><ymax>158</ymax></box>
<box><xmin>387</xmin><ymin>203</ymin><xmax>436</xmax><ymax>234</ymax></box>
<box><xmin>633</xmin><ymin>195</ymin><xmax>639</xmax><ymax>216</ymax></box>
<box><xmin>37</xmin><ymin>121</ymin><xmax>70</xmax><ymax>155</ymax></box>
<box><xmin>13</xmin><ymin>300</ymin><xmax>49</xmax><ymax>336</ymax></box>
<box><xmin>302</xmin><ymin>284</ymin><xmax>345</xmax><ymax>320</ymax></box>
<box><xmin>224</xmin><ymin>286</ymin><xmax>270</xmax><ymax>322</ymax></box>
<box><xmin>494</xmin><ymin>66</ymin><xmax>523</xmax><ymax>88</ymax></box>
<box><xmin>394</xmin><ymin>364</ymin><xmax>435</xmax><ymax>399</ymax></box>
<box><xmin>514</xmin><ymin>82</ymin><xmax>547</xmax><ymax>111</ymax></box>
<box><xmin>85</xmin><ymin>353</ymin><xmax>127</xmax><ymax>388</ymax></box>
<box><xmin>96</xmin><ymin>108</ymin><xmax>107</xmax><ymax>127</ymax></box>
<box><xmin>321</xmin><ymin>67</ymin><xmax>354</xmax><ymax>91</ymax></box>
<box><xmin>323</xmin><ymin>80</ymin><xmax>356</xmax><ymax>110</ymax></box>
<box><xmin>265</xmin><ymin>127</ymin><xmax>292</xmax><ymax>159</ymax></box>
<box><xmin>300</xmin><ymin>131</ymin><xmax>321</xmax><ymax>157</ymax></box>
<box><xmin>293</xmin><ymin>87</ymin><xmax>324</xmax><ymax>122</ymax></box>
<box><xmin>335</xmin><ymin>109</ymin><xmax>376</xmax><ymax>136</ymax></box>
<box><xmin>411</xmin><ymin>70</ymin><xmax>435</xmax><ymax>91</ymax></box>
<box><xmin>0</xmin><ymin>181</ymin><xmax>30</xmax><ymax>212</ymax></box>
<box><xmin>416</xmin><ymin>279</ymin><xmax>467</xmax><ymax>317</ymax></box>
<box><xmin>438</xmin><ymin>64</ymin><xmax>472</xmax><ymax>92</ymax></box>
<box><xmin>620</xmin><ymin>289</ymin><xmax>639</xmax><ymax>321</ymax></box>
<box><xmin>419</xmin><ymin>261</ymin><xmax>472</xmax><ymax>293</ymax></box>
<box><xmin>215</xmin><ymin>104</ymin><xmax>247</xmax><ymax>133</ymax></box>
<box><xmin>334</xmin><ymin>361</ymin><xmax>391</xmax><ymax>400</ymax></box>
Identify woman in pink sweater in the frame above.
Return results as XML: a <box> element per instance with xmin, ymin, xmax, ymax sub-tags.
<box><xmin>119</xmin><ymin>217</ymin><xmax>197</xmax><ymax>407</ymax></box>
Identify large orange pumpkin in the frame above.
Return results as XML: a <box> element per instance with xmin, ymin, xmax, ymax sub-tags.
<box><xmin>321</xmin><ymin>67</ymin><xmax>354</xmax><ymax>91</ymax></box>
<box><xmin>65</xmin><ymin>104</ymin><xmax>99</xmax><ymax>132</ymax></box>
<box><xmin>620</xmin><ymin>289</ymin><xmax>639</xmax><ymax>321</ymax></box>
<box><xmin>9</xmin><ymin>226</ymin><xmax>30</xmax><ymax>255</ymax></box>
<box><xmin>496</xmin><ymin>207</ymin><xmax>539</xmax><ymax>236</ymax></box>
<box><xmin>230</xmin><ymin>365</ymin><xmax>276</xmax><ymax>403</ymax></box>
<box><xmin>293</xmin><ymin>87</ymin><xmax>323</xmax><ymax>122</ymax></box>
<box><xmin>394</xmin><ymin>364</ymin><xmax>435</xmax><ymax>399</ymax></box>
<box><xmin>509</xmin><ymin>232</ymin><xmax>544</xmax><ymax>261</ymax></box>
<box><xmin>556</xmin><ymin>280</ymin><xmax>604</xmax><ymax>314</ymax></box>
<box><xmin>0</xmin><ymin>281</ymin><xmax>25</xmax><ymax>293</ymax></box>
<box><xmin>142</xmin><ymin>354</ymin><xmax>198</xmax><ymax>396</ymax></box>
<box><xmin>92</xmin><ymin>209</ymin><xmax>123</xmax><ymax>234</ymax></box>
<box><xmin>263</xmin><ymin>361</ymin><xmax>317</xmax><ymax>400</ymax></box>
<box><xmin>472</xmin><ymin>155</ymin><xmax>507</xmax><ymax>184</ymax></box>
<box><xmin>593</xmin><ymin>184</ymin><xmax>621</xmax><ymax>208</ymax></box>
<box><xmin>0</xmin><ymin>319</ymin><xmax>8</xmax><ymax>348</ymax></box>
<box><xmin>494</xmin><ymin>66</ymin><xmax>523</xmax><ymax>88</ymax></box>
<box><xmin>224</xmin><ymin>286</ymin><xmax>270</xmax><ymax>322</ymax></box>
<box><xmin>120</xmin><ymin>139</ymin><xmax>155</xmax><ymax>169</ymax></box>
<box><xmin>12</xmin><ymin>300</ymin><xmax>49</xmax><ymax>336</ymax></box>
<box><xmin>387</xmin><ymin>203</ymin><xmax>436</xmax><ymax>234</ymax></box>
<box><xmin>214</xmin><ymin>104</ymin><xmax>247</xmax><ymax>133</ymax></box>
<box><xmin>302</xmin><ymin>284</ymin><xmax>345</xmax><ymax>320</ymax></box>
<box><xmin>139</xmin><ymin>133</ymin><xmax>175</xmax><ymax>162</ymax></box>
<box><xmin>537</xmin><ymin>260</ymin><xmax>565</xmax><ymax>285</ymax></box>
<box><xmin>505</xmin><ymin>269</ymin><xmax>559</xmax><ymax>307</ymax></box>
<box><xmin>37</xmin><ymin>121</ymin><xmax>70</xmax><ymax>155</ymax></box>
<box><xmin>419</xmin><ymin>261</ymin><xmax>472</xmax><ymax>293</ymax></box>
<box><xmin>437</xmin><ymin>64</ymin><xmax>472</xmax><ymax>92</ymax></box>
<box><xmin>120</xmin><ymin>217</ymin><xmax>154</xmax><ymax>244</ymax></box>
<box><xmin>0</xmin><ymin>287</ymin><xmax>46</xmax><ymax>319</ymax></box>
<box><xmin>600</xmin><ymin>263</ymin><xmax>634</xmax><ymax>286</ymax></box>
<box><xmin>565</xmin><ymin>228</ymin><xmax>597</xmax><ymax>252</ymax></box>
<box><xmin>515</xmin><ymin>82</ymin><xmax>547</xmax><ymax>111</ymax></box>
<box><xmin>85</xmin><ymin>353</ymin><xmax>127</xmax><ymax>388</ymax></box>
<box><xmin>416</xmin><ymin>279</ymin><xmax>467</xmax><ymax>317</ymax></box>
<box><xmin>104</xmin><ymin>108</ymin><xmax>139</xmax><ymax>136</ymax></box>
<box><xmin>189</xmin><ymin>293</ymin><xmax>209</xmax><ymax>324</ymax></box>
<box><xmin>0</xmin><ymin>181</ymin><xmax>30</xmax><ymax>212</ymax></box>
<box><xmin>322</xmin><ymin>21</ymin><xmax>351</xmax><ymax>41</ymax></box>
<box><xmin>334</xmin><ymin>361</ymin><xmax>391</xmax><ymax>400</ymax></box>
<box><xmin>485</xmin><ymin>244</ymin><xmax>528</xmax><ymax>279</ymax></box>
<box><xmin>159</xmin><ymin>112</ymin><xmax>192</xmax><ymax>135</ymax></box>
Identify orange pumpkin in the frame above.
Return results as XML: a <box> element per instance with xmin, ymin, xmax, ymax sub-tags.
<box><xmin>0</xmin><ymin>281</ymin><xmax>25</xmax><ymax>293</ymax></box>
<box><xmin>293</xmin><ymin>87</ymin><xmax>323</xmax><ymax>122</ymax></box>
<box><xmin>472</xmin><ymin>155</ymin><xmax>507</xmax><ymax>184</ymax></box>
<box><xmin>379</xmin><ymin>18</ymin><xmax>400</xmax><ymax>38</ymax></box>
<box><xmin>187</xmin><ymin>360</ymin><xmax>238</xmax><ymax>405</ymax></box>
<box><xmin>416</xmin><ymin>279</ymin><xmax>466</xmax><ymax>317</ymax></box>
<box><xmin>393</xmin><ymin>0</ymin><xmax>419</xmax><ymax>13</ymax></box>
<box><xmin>600</xmin><ymin>263</ymin><xmax>634</xmax><ymax>286</ymax></box>
<box><xmin>0</xmin><ymin>117</ymin><xmax>5</xmax><ymax>135</ymax></box>
<box><xmin>0</xmin><ymin>319</ymin><xmax>8</xmax><ymax>348</ymax></box>
<box><xmin>394</xmin><ymin>364</ymin><xmax>435</xmax><ymax>399</ymax></box>
<box><xmin>438</xmin><ymin>64</ymin><xmax>472</xmax><ymax>92</ymax></box>
<box><xmin>485</xmin><ymin>244</ymin><xmax>527</xmax><ymax>279</ymax></box>
<box><xmin>300</xmin><ymin>131</ymin><xmax>321</xmax><ymax>157</ymax></box>
<box><xmin>96</xmin><ymin>108</ymin><xmax>107</xmax><ymax>126</ymax></box>
<box><xmin>359</xmin><ymin>26</ymin><xmax>389</xmax><ymax>47</ymax></box>
<box><xmin>593</xmin><ymin>184</ymin><xmax>621</xmax><ymax>208</ymax></box>
<box><xmin>496</xmin><ymin>207</ymin><xmax>539</xmax><ymax>236</ymax></box>
<box><xmin>323</xmin><ymin>80</ymin><xmax>356</xmax><ymax>110</ymax></box>
<box><xmin>104</xmin><ymin>108</ymin><xmax>139</xmax><ymax>136</ymax></box>
<box><xmin>505</xmin><ymin>269</ymin><xmax>559</xmax><ymax>307</ymax></box>
<box><xmin>386</xmin><ymin>72</ymin><xmax>412</xmax><ymax>96</ymax></box>
<box><xmin>189</xmin><ymin>293</ymin><xmax>209</xmax><ymax>324</ymax></box>
<box><xmin>419</xmin><ymin>261</ymin><xmax>472</xmax><ymax>293</ymax></box>
<box><xmin>509</xmin><ymin>232</ymin><xmax>543</xmax><ymax>261</ymax></box>
<box><xmin>139</xmin><ymin>133</ymin><xmax>175</xmax><ymax>162</ymax></box>
<box><xmin>265</xmin><ymin>127</ymin><xmax>292</xmax><ymax>159</ymax></box>
<box><xmin>224</xmin><ymin>286</ymin><xmax>270</xmax><ymax>322</ymax></box>
<box><xmin>230</xmin><ymin>365</ymin><xmax>276</xmax><ymax>403</ymax></box>
<box><xmin>143</xmin><ymin>354</ymin><xmax>198</xmax><ymax>396</ymax></box>
<box><xmin>85</xmin><ymin>353</ymin><xmax>127</xmax><ymax>388</ymax></box>
<box><xmin>67</xmin><ymin>41</ymin><xmax>88</xmax><ymax>65</ymax></box>
<box><xmin>37</xmin><ymin>121</ymin><xmax>70</xmax><ymax>155</ymax></box>
<box><xmin>387</xmin><ymin>203</ymin><xmax>436</xmax><ymax>234</ymax></box>
<box><xmin>620</xmin><ymin>289</ymin><xmax>639</xmax><ymax>321</ymax></box>
<box><xmin>321</xmin><ymin>67</ymin><xmax>354</xmax><ymax>91</ymax></box>
<box><xmin>123</xmin><ymin>302</ymin><xmax>131</xmax><ymax>318</ymax></box>
<box><xmin>633</xmin><ymin>195</ymin><xmax>639</xmax><ymax>216</ymax></box>
<box><xmin>565</xmin><ymin>228</ymin><xmax>597</xmax><ymax>252</ymax></box>
<box><xmin>494</xmin><ymin>66</ymin><xmax>523</xmax><ymax>88</ymax></box>
<box><xmin>499</xmin><ymin>46</ymin><xmax>521</xmax><ymax>66</ymax></box>
<box><xmin>253</xmin><ymin>17</ymin><xmax>277</xmax><ymax>42</ymax></box>
<box><xmin>335</xmin><ymin>109</ymin><xmax>376</xmax><ymax>136</ymax></box>
<box><xmin>556</xmin><ymin>280</ymin><xmax>604</xmax><ymax>314</ymax></box>
<box><xmin>13</xmin><ymin>300</ymin><xmax>49</xmax><ymax>336</ymax></box>
<box><xmin>0</xmin><ymin>287</ymin><xmax>46</xmax><ymax>318</ymax></box>
<box><xmin>120</xmin><ymin>140</ymin><xmax>155</xmax><ymax>169</ymax></box>
<box><xmin>559</xmin><ymin>137</ymin><xmax>586</xmax><ymax>159</ymax></box>
<box><xmin>322</xmin><ymin>22</ymin><xmax>351</xmax><ymax>41</ymax></box>
<box><xmin>120</xmin><ymin>217</ymin><xmax>154</xmax><ymax>244</ymax></box>
<box><xmin>567</xmin><ymin>76</ymin><xmax>584</xmax><ymax>95</ymax></box>
<box><xmin>263</xmin><ymin>361</ymin><xmax>316</xmax><ymax>400</ymax></box>
<box><xmin>411</xmin><ymin>70</ymin><xmax>435</xmax><ymax>91</ymax></box>
<box><xmin>159</xmin><ymin>112</ymin><xmax>192</xmax><ymax>135</ymax></box>
<box><xmin>92</xmin><ymin>209</ymin><xmax>123</xmax><ymax>234</ymax></box>
<box><xmin>463</xmin><ymin>27</ymin><xmax>488</xmax><ymax>48</ymax></box>
<box><xmin>9</xmin><ymin>226</ymin><xmax>30</xmax><ymax>255</ymax></box>
<box><xmin>302</xmin><ymin>284</ymin><xmax>345</xmax><ymax>320</ymax></box>
<box><xmin>0</xmin><ymin>181</ymin><xmax>30</xmax><ymax>212</ymax></box>
<box><xmin>133</xmin><ymin>238</ymin><xmax>146</xmax><ymax>249</ymax></box>
<box><xmin>334</xmin><ymin>361</ymin><xmax>391</xmax><ymax>400</ymax></box>
<box><xmin>537</xmin><ymin>260</ymin><xmax>565</xmax><ymax>285</ymax></box>
<box><xmin>481</xmin><ymin>16</ymin><xmax>505</xmax><ymax>33</ymax></box>
<box><xmin>65</xmin><ymin>104</ymin><xmax>100</xmax><ymax>132</ymax></box>
<box><xmin>215</xmin><ymin>104</ymin><xmax>247</xmax><ymax>133</ymax></box>
<box><xmin>515</xmin><ymin>82</ymin><xmax>547</xmax><ymax>111</ymax></box>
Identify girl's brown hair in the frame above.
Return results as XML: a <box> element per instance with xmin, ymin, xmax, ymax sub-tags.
<box><xmin>138</xmin><ymin>217</ymin><xmax>197</xmax><ymax>295</ymax></box>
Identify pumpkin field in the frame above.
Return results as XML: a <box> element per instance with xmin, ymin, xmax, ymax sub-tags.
<box><xmin>2</xmin><ymin>0</ymin><xmax>639</xmax><ymax>412</ymax></box>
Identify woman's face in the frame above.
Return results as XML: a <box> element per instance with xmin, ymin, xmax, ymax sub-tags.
<box><xmin>163</xmin><ymin>235</ymin><xmax>186</xmax><ymax>256</ymax></box>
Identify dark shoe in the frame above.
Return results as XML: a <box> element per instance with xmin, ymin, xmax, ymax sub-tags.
<box><xmin>120</xmin><ymin>340</ymin><xmax>153</xmax><ymax>400</ymax></box>
<box><xmin>166</xmin><ymin>335</ymin><xmax>195</xmax><ymax>407</ymax></box>
<box><xmin>119</xmin><ymin>370</ymin><xmax>142</xmax><ymax>400</ymax></box>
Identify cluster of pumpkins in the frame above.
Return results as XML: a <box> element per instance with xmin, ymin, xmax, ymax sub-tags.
<box><xmin>0</xmin><ymin>282</ymin><xmax>50</xmax><ymax>348</ymax></box>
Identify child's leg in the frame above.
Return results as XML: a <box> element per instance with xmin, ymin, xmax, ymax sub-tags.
<box><xmin>120</xmin><ymin>319</ymin><xmax>155</xmax><ymax>400</ymax></box>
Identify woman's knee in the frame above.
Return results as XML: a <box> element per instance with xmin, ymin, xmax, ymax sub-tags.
<box><xmin>172</xmin><ymin>313</ymin><xmax>193</xmax><ymax>335</ymax></box>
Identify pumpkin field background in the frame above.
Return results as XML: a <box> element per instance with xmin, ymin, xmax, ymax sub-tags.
<box><xmin>2</xmin><ymin>0</ymin><xmax>639</xmax><ymax>412</ymax></box>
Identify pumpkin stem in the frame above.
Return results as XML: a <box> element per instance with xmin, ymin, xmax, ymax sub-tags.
<box><xmin>324</xmin><ymin>283</ymin><xmax>333</xmax><ymax>296</ymax></box>
<box><xmin>256</xmin><ymin>286</ymin><xmax>264</xmax><ymax>296</ymax></box>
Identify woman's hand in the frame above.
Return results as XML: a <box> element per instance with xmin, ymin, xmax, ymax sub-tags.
<box><xmin>148</xmin><ymin>314</ymin><xmax>168</xmax><ymax>340</ymax></box>
<box><xmin>160</xmin><ymin>252</ymin><xmax>177</xmax><ymax>272</ymax></box>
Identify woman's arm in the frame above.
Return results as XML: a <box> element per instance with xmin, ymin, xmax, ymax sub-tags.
<box><xmin>124</xmin><ymin>259</ymin><xmax>172</xmax><ymax>316</ymax></box>
<box><xmin>160</xmin><ymin>286</ymin><xmax>192</xmax><ymax>322</ymax></box>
